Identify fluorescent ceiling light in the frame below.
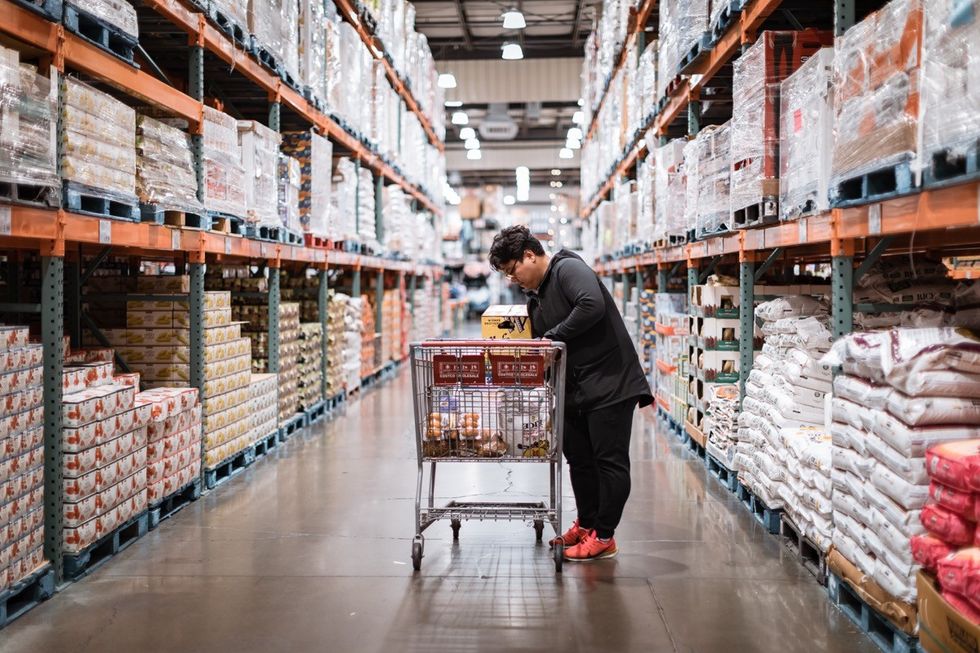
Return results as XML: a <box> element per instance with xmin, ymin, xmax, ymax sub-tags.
<box><xmin>437</xmin><ymin>73</ymin><xmax>457</xmax><ymax>89</ymax></box>
<box><xmin>467</xmin><ymin>149</ymin><xmax>482</xmax><ymax>160</ymax></box>
<box><xmin>516</xmin><ymin>166</ymin><xmax>530</xmax><ymax>179</ymax></box>
<box><xmin>451</xmin><ymin>111</ymin><xmax>469</xmax><ymax>125</ymax></box>
<box><xmin>559</xmin><ymin>148</ymin><xmax>574</xmax><ymax>159</ymax></box>
<box><xmin>577</xmin><ymin>98</ymin><xmax>584</xmax><ymax>107</ymax></box>
<box><xmin>566</xmin><ymin>138</ymin><xmax>581</xmax><ymax>150</ymax></box>
<box><xmin>503</xmin><ymin>195</ymin><xmax>515</xmax><ymax>206</ymax></box>
<box><xmin>567</xmin><ymin>127</ymin><xmax>583</xmax><ymax>141</ymax></box>
<box><xmin>501</xmin><ymin>43</ymin><xmax>524</xmax><ymax>60</ymax></box>
<box><xmin>572</xmin><ymin>111</ymin><xmax>584</xmax><ymax>125</ymax></box>
<box><xmin>444</xmin><ymin>100</ymin><xmax>463</xmax><ymax>108</ymax></box>
<box><xmin>502</xmin><ymin>9</ymin><xmax>526</xmax><ymax>29</ymax></box>
<box><xmin>459</xmin><ymin>127</ymin><xmax>476</xmax><ymax>140</ymax></box>
<box><xmin>517</xmin><ymin>187</ymin><xmax>529</xmax><ymax>202</ymax></box>
<box><xmin>551</xmin><ymin>169</ymin><xmax>561</xmax><ymax>176</ymax></box>
<box><xmin>464</xmin><ymin>138</ymin><xmax>480</xmax><ymax>150</ymax></box>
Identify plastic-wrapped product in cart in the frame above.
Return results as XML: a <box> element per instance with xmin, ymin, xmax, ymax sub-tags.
<box><xmin>135</xmin><ymin>115</ymin><xmax>203</xmax><ymax>214</ymax></box>
<box><xmin>0</xmin><ymin>46</ymin><xmax>58</xmax><ymax>198</ymax></box>
<box><xmin>281</xmin><ymin>129</ymin><xmax>332</xmax><ymax>236</ymax></box>
<box><xmin>238</xmin><ymin>120</ymin><xmax>281</xmax><ymax>226</ymax></box>
<box><xmin>780</xmin><ymin>48</ymin><xmax>835</xmax><ymax>221</ymax></box>
<box><xmin>61</xmin><ymin>77</ymin><xmax>136</xmax><ymax>199</ymax></box>
<box><xmin>654</xmin><ymin>138</ymin><xmax>688</xmax><ymax>242</ymax></box>
<box><xmin>201</xmin><ymin>106</ymin><xmax>246</xmax><ymax>218</ymax></box>
<box><xmin>278</xmin><ymin>154</ymin><xmax>301</xmax><ymax>232</ymax></box>
<box><xmin>831</xmin><ymin>0</ymin><xmax>923</xmax><ymax>196</ymax></box>
<box><xmin>730</xmin><ymin>31</ymin><xmax>833</xmax><ymax>226</ymax></box>
<box><xmin>298</xmin><ymin>0</ymin><xmax>326</xmax><ymax>103</ymax></box>
<box><xmin>695</xmin><ymin>122</ymin><xmax>732</xmax><ymax>239</ymax></box>
<box><xmin>919</xmin><ymin>0</ymin><xmax>980</xmax><ymax>185</ymax></box>
<box><xmin>69</xmin><ymin>0</ymin><xmax>139</xmax><ymax>39</ymax></box>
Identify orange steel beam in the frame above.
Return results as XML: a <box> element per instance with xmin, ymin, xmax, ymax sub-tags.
<box><xmin>0</xmin><ymin>0</ymin><xmax>201</xmax><ymax>127</ymax></box>
<box><xmin>332</xmin><ymin>0</ymin><xmax>444</xmax><ymax>152</ymax></box>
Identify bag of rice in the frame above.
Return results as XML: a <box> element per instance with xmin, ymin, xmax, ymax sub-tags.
<box><xmin>921</xmin><ymin>503</ymin><xmax>977</xmax><ymax>546</ymax></box>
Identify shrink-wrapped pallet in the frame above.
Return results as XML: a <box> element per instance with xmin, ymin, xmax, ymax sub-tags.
<box><xmin>211</xmin><ymin>0</ymin><xmax>248</xmax><ymax>29</ymax></box>
<box><xmin>281</xmin><ymin>0</ymin><xmax>300</xmax><ymax>83</ymax></box>
<box><xmin>61</xmin><ymin>77</ymin><xmax>136</xmax><ymax>200</ymax></box>
<box><xmin>299</xmin><ymin>0</ymin><xmax>327</xmax><ymax>103</ymax></box>
<box><xmin>136</xmin><ymin>115</ymin><xmax>202</xmax><ymax>214</ymax></box>
<box><xmin>331</xmin><ymin>157</ymin><xmax>357</xmax><ymax>242</ymax></box>
<box><xmin>636</xmin><ymin>155</ymin><xmax>655</xmax><ymax>246</ymax></box>
<box><xmin>357</xmin><ymin>167</ymin><xmax>377</xmax><ymax>244</ymax></box>
<box><xmin>779</xmin><ymin>48</ymin><xmax>835</xmax><ymax>221</ymax></box>
<box><xmin>655</xmin><ymin>138</ymin><xmax>688</xmax><ymax>242</ymax></box>
<box><xmin>919</xmin><ymin>0</ymin><xmax>980</xmax><ymax>184</ymax></box>
<box><xmin>656</xmin><ymin>0</ymin><xmax>709</xmax><ymax>99</ymax></box>
<box><xmin>281</xmin><ymin>129</ymin><xmax>332</xmax><ymax>236</ymax></box>
<box><xmin>832</xmin><ymin>0</ymin><xmax>923</xmax><ymax>193</ymax></box>
<box><xmin>682</xmin><ymin>138</ymin><xmax>700</xmax><ymax>237</ymax></box>
<box><xmin>730</xmin><ymin>31</ymin><xmax>832</xmax><ymax>225</ymax></box>
<box><xmin>248</xmin><ymin>0</ymin><xmax>284</xmax><ymax>65</ymax></box>
<box><xmin>278</xmin><ymin>154</ymin><xmax>301</xmax><ymax>233</ymax></box>
<box><xmin>202</xmin><ymin>106</ymin><xmax>246</xmax><ymax>218</ymax></box>
<box><xmin>238</xmin><ymin>120</ymin><xmax>281</xmax><ymax>226</ymax></box>
<box><xmin>695</xmin><ymin>122</ymin><xmax>731</xmax><ymax>239</ymax></box>
<box><xmin>0</xmin><ymin>46</ymin><xmax>58</xmax><ymax>196</ymax></box>
<box><xmin>324</xmin><ymin>17</ymin><xmax>342</xmax><ymax>117</ymax></box>
<box><xmin>70</xmin><ymin>0</ymin><xmax>139</xmax><ymax>39</ymax></box>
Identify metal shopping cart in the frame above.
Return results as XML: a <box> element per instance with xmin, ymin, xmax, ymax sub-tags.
<box><xmin>409</xmin><ymin>340</ymin><xmax>567</xmax><ymax>573</ymax></box>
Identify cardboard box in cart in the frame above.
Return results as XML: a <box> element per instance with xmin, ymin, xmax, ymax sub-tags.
<box><xmin>482</xmin><ymin>305</ymin><xmax>532</xmax><ymax>340</ymax></box>
<box><xmin>917</xmin><ymin>571</ymin><xmax>980</xmax><ymax>653</ymax></box>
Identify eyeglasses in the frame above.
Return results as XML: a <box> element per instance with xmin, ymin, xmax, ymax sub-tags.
<box><xmin>502</xmin><ymin>258</ymin><xmax>523</xmax><ymax>280</ymax></box>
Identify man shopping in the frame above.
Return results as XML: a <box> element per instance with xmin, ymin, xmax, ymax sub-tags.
<box><xmin>489</xmin><ymin>226</ymin><xmax>652</xmax><ymax>561</ymax></box>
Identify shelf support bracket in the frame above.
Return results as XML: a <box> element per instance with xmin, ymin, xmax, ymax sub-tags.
<box><xmin>854</xmin><ymin>237</ymin><xmax>893</xmax><ymax>284</ymax></box>
<box><xmin>753</xmin><ymin>247</ymin><xmax>783</xmax><ymax>282</ymax></box>
<box><xmin>698</xmin><ymin>256</ymin><xmax>719</xmax><ymax>284</ymax></box>
<box><xmin>739</xmin><ymin>255</ymin><xmax>755</xmax><ymax>407</ymax></box>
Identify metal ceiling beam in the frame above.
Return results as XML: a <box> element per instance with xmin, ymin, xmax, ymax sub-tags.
<box><xmin>453</xmin><ymin>0</ymin><xmax>474</xmax><ymax>50</ymax></box>
<box><xmin>570</xmin><ymin>0</ymin><xmax>584</xmax><ymax>47</ymax></box>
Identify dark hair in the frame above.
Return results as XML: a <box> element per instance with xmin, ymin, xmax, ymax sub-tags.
<box><xmin>489</xmin><ymin>225</ymin><xmax>544</xmax><ymax>271</ymax></box>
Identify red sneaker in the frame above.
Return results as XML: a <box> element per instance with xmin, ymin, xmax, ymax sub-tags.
<box><xmin>549</xmin><ymin>519</ymin><xmax>588</xmax><ymax>548</ymax></box>
<box><xmin>563</xmin><ymin>531</ymin><xmax>618</xmax><ymax>561</ymax></box>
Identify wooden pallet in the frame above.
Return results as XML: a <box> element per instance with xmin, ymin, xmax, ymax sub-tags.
<box><xmin>732</xmin><ymin>197</ymin><xmax>779</xmax><ymax>230</ymax></box>
<box><xmin>830</xmin><ymin>160</ymin><xmax>917</xmax><ymax>208</ymax></box>
<box><xmin>828</xmin><ymin>573</ymin><xmax>921</xmax><ymax>653</ymax></box>
<box><xmin>149</xmin><ymin>478</ymin><xmax>202</xmax><ymax>529</ymax></box>
<box><xmin>706</xmin><ymin>452</ymin><xmax>738</xmax><ymax>493</ymax></box>
<box><xmin>207</xmin><ymin>3</ymin><xmax>251</xmax><ymax>52</ymax></box>
<box><xmin>252</xmin><ymin>430</ymin><xmax>279</xmax><ymax>458</ymax></box>
<box><xmin>678</xmin><ymin>32</ymin><xmax>714</xmax><ymax>75</ymax></box>
<box><xmin>278</xmin><ymin>413</ymin><xmax>305</xmax><ymax>441</ymax></box>
<box><xmin>0</xmin><ymin>181</ymin><xmax>60</xmax><ymax>208</ymax></box>
<box><xmin>11</xmin><ymin>0</ymin><xmax>61</xmax><ymax>20</ymax></box>
<box><xmin>63</xmin><ymin>181</ymin><xmax>140</xmax><ymax>221</ymax></box>
<box><xmin>204</xmin><ymin>447</ymin><xmax>255</xmax><ymax>490</ymax></box>
<box><xmin>781</xmin><ymin>515</ymin><xmax>828</xmax><ymax>585</ymax></box>
<box><xmin>63</xmin><ymin>2</ymin><xmax>138</xmax><ymax>66</ymax></box>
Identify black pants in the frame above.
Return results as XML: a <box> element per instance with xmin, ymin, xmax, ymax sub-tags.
<box><xmin>563</xmin><ymin>397</ymin><xmax>637</xmax><ymax>540</ymax></box>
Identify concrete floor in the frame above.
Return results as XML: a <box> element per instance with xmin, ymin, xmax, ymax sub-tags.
<box><xmin>3</xmin><ymin>342</ymin><xmax>879</xmax><ymax>652</ymax></box>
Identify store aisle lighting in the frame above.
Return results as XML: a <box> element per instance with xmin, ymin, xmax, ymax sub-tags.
<box><xmin>516</xmin><ymin>166</ymin><xmax>530</xmax><ymax>202</ymax></box>
<box><xmin>437</xmin><ymin>72</ymin><xmax>457</xmax><ymax>89</ymax></box>
<box><xmin>566</xmin><ymin>137</ymin><xmax>581</xmax><ymax>150</ymax></box>
<box><xmin>467</xmin><ymin>149</ymin><xmax>482</xmax><ymax>160</ymax></box>
<box><xmin>445</xmin><ymin>100</ymin><xmax>463</xmax><ymax>108</ymax></box>
<box><xmin>451</xmin><ymin>111</ymin><xmax>469</xmax><ymax>125</ymax></box>
<box><xmin>567</xmin><ymin>127</ymin><xmax>583</xmax><ymax>141</ymax></box>
<box><xmin>459</xmin><ymin>127</ymin><xmax>476</xmax><ymax>140</ymax></box>
<box><xmin>559</xmin><ymin>147</ymin><xmax>574</xmax><ymax>159</ymax></box>
<box><xmin>443</xmin><ymin>181</ymin><xmax>461</xmax><ymax>206</ymax></box>
<box><xmin>572</xmin><ymin>110</ymin><xmax>584</xmax><ymax>125</ymax></box>
<box><xmin>464</xmin><ymin>138</ymin><xmax>480</xmax><ymax>150</ymax></box>
<box><xmin>502</xmin><ymin>8</ymin><xmax>526</xmax><ymax>29</ymax></box>
<box><xmin>501</xmin><ymin>43</ymin><xmax>524</xmax><ymax>60</ymax></box>
<box><xmin>551</xmin><ymin>169</ymin><xmax>561</xmax><ymax>176</ymax></box>
<box><xmin>504</xmin><ymin>195</ymin><xmax>516</xmax><ymax>206</ymax></box>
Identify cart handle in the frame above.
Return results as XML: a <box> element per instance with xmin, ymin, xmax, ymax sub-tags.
<box><xmin>416</xmin><ymin>339</ymin><xmax>559</xmax><ymax>348</ymax></box>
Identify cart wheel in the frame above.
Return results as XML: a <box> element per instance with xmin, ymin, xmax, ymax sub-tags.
<box><xmin>412</xmin><ymin>537</ymin><xmax>423</xmax><ymax>571</ymax></box>
<box><xmin>450</xmin><ymin>519</ymin><xmax>461</xmax><ymax>540</ymax></box>
<box><xmin>554</xmin><ymin>543</ymin><xmax>563</xmax><ymax>573</ymax></box>
<box><xmin>533</xmin><ymin>520</ymin><xmax>544</xmax><ymax>542</ymax></box>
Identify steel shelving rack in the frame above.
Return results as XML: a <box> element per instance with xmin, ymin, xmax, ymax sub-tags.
<box><xmin>0</xmin><ymin>0</ymin><xmax>450</xmax><ymax>596</ymax></box>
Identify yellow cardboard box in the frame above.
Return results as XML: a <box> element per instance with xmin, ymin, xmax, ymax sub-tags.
<box><xmin>918</xmin><ymin>571</ymin><xmax>980</xmax><ymax>653</ymax></box>
<box><xmin>481</xmin><ymin>305</ymin><xmax>532</xmax><ymax>339</ymax></box>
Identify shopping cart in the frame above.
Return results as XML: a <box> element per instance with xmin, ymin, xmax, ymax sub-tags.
<box><xmin>409</xmin><ymin>340</ymin><xmax>567</xmax><ymax>573</ymax></box>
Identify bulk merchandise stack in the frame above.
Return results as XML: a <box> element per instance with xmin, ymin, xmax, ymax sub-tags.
<box><xmin>381</xmin><ymin>288</ymin><xmax>404</xmax><ymax>364</ymax></box>
<box><xmin>330</xmin><ymin>158</ymin><xmax>359</xmax><ymax>245</ymax></box>
<box><xmin>637</xmin><ymin>289</ymin><xmax>657</xmax><ymax>385</ymax></box>
<box><xmin>693</xmin><ymin>123</ymin><xmax>732</xmax><ymax>239</ymax></box>
<box><xmin>135</xmin><ymin>115</ymin><xmax>204</xmax><ymax>219</ymax></box>
<box><xmin>142</xmin><ymin>387</ymin><xmax>202</xmax><ymax>510</ymax></box>
<box><xmin>653</xmin><ymin>138</ymin><xmax>687</xmax><ymax>245</ymax></box>
<box><xmin>360</xmin><ymin>296</ymin><xmax>378</xmax><ymax>379</ymax></box>
<box><xmin>325</xmin><ymin>292</ymin><xmax>348</xmax><ymax>399</ymax></box>
<box><xmin>281</xmin><ymin>130</ymin><xmax>332</xmax><ymax>240</ymax></box>
<box><xmin>202</xmin><ymin>106</ymin><xmax>247</xmax><ymax>221</ymax></box>
<box><xmin>0</xmin><ymin>326</ymin><xmax>46</xmax><ymax>592</ymax></box>
<box><xmin>654</xmin><ymin>292</ymin><xmax>688</xmax><ymax>428</ymax></box>
<box><xmin>410</xmin><ymin>283</ymin><xmax>438</xmax><ymax>345</ymax></box>
<box><xmin>238</xmin><ymin>121</ymin><xmax>281</xmax><ymax>229</ymax></box>
<box><xmin>278</xmin><ymin>154</ymin><xmax>303</xmax><ymax>235</ymax></box>
<box><xmin>339</xmin><ymin>295</ymin><xmax>363</xmax><ymax>393</ymax></box>
<box><xmin>297</xmin><ymin>322</ymin><xmax>323</xmax><ymax>412</ymax></box>
<box><xmin>247</xmin><ymin>374</ymin><xmax>279</xmax><ymax>447</ymax></box>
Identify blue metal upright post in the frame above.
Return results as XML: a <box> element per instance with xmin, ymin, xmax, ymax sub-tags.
<box><xmin>42</xmin><ymin>255</ymin><xmax>65</xmax><ymax>582</ymax></box>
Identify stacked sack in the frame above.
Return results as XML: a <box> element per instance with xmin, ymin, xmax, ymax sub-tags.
<box><xmin>361</xmin><ymin>296</ymin><xmax>377</xmax><ymax>378</ymax></box>
<box><xmin>343</xmin><ymin>296</ymin><xmax>363</xmax><ymax>392</ymax></box>
<box><xmin>704</xmin><ymin>391</ymin><xmax>739</xmax><ymax>468</ymax></box>
<box><xmin>824</xmin><ymin>327</ymin><xmax>980</xmax><ymax>603</ymax></box>
<box><xmin>914</xmin><ymin>440</ymin><xmax>980</xmax><ymax>624</ymax></box>
<box><xmin>738</xmin><ymin>296</ymin><xmax>835</xmax><ymax>550</ymax></box>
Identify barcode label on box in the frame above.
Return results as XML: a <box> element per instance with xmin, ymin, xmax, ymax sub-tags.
<box><xmin>797</xmin><ymin>219</ymin><xmax>807</xmax><ymax>243</ymax></box>
<box><xmin>99</xmin><ymin>220</ymin><xmax>111</xmax><ymax>244</ymax></box>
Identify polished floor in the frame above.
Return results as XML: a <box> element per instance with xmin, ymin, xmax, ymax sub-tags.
<box><xmin>4</xmin><ymin>349</ymin><xmax>878</xmax><ymax>652</ymax></box>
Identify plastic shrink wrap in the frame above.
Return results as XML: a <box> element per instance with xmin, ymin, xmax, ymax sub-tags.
<box><xmin>596</xmin><ymin>201</ymin><xmax>614</xmax><ymax>260</ymax></box>
<box><xmin>135</xmin><ymin>115</ymin><xmax>203</xmax><ymax>214</ymax></box>
<box><xmin>299</xmin><ymin>0</ymin><xmax>327</xmax><ymax>103</ymax></box>
<box><xmin>324</xmin><ymin>17</ymin><xmax>342</xmax><ymax>116</ymax></box>
<box><xmin>637</xmin><ymin>41</ymin><xmax>658</xmax><ymax>126</ymax></box>
<box><xmin>657</xmin><ymin>0</ymin><xmax>709</xmax><ymax>99</ymax></box>
<box><xmin>682</xmin><ymin>138</ymin><xmax>700</xmax><ymax>237</ymax></box>
<box><xmin>730</xmin><ymin>31</ymin><xmax>833</xmax><ymax>222</ymax></box>
<box><xmin>779</xmin><ymin>48</ymin><xmax>835</xmax><ymax>221</ymax></box>
<box><xmin>61</xmin><ymin>77</ymin><xmax>136</xmax><ymax>200</ymax></box>
<box><xmin>281</xmin><ymin>129</ymin><xmax>332</xmax><ymax>236</ymax></box>
<box><xmin>248</xmin><ymin>0</ymin><xmax>284</xmax><ymax>66</ymax></box>
<box><xmin>211</xmin><ymin>0</ymin><xmax>248</xmax><ymax>30</ymax></box>
<box><xmin>919</xmin><ymin>0</ymin><xmax>980</xmax><ymax>183</ymax></box>
<box><xmin>831</xmin><ymin>0</ymin><xmax>923</xmax><ymax>191</ymax></box>
<box><xmin>655</xmin><ymin>138</ymin><xmax>688</xmax><ymax>242</ymax></box>
<box><xmin>331</xmin><ymin>157</ymin><xmax>358</xmax><ymax>242</ymax></box>
<box><xmin>202</xmin><ymin>106</ymin><xmax>246</xmax><ymax>218</ymax></box>
<box><xmin>278</xmin><ymin>155</ymin><xmax>301</xmax><ymax>232</ymax></box>
<box><xmin>636</xmin><ymin>155</ymin><xmax>655</xmax><ymax>246</ymax></box>
<box><xmin>0</xmin><ymin>46</ymin><xmax>58</xmax><ymax>195</ymax></box>
<box><xmin>281</xmin><ymin>0</ymin><xmax>300</xmax><ymax>84</ymax></box>
<box><xmin>357</xmin><ymin>167</ymin><xmax>377</xmax><ymax>244</ymax></box>
<box><xmin>70</xmin><ymin>0</ymin><xmax>139</xmax><ymax>39</ymax></box>
<box><xmin>695</xmin><ymin>122</ymin><xmax>731</xmax><ymax>239</ymax></box>
<box><xmin>238</xmin><ymin>120</ymin><xmax>281</xmax><ymax>226</ymax></box>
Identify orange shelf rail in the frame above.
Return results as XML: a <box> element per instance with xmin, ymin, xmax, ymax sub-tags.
<box><xmin>592</xmin><ymin>182</ymin><xmax>980</xmax><ymax>273</ymax></box>
<box><xmin>0</xmin><ymin>206</ymin><xmax>440</xmax><ymax>274</ymax></box>
<box><xmin>332</xmin><ymin>0</ymin><xmax>444</xmax><ymax>152</ymax></box>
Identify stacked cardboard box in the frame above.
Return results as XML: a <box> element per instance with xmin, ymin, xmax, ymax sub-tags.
<box><xmin>281</xmin><ymin>129</ymin><xmax>332</xmax><ymax>237</ymax></box>
<box><xmin>0</xmin><ymin>326</ymin><xmax>45</xmax><ymax>591</ymax></box>
<box><xmin>278</xmin><ymin>154</ymin><xmax>302</xmax><ymax>233</ymax></box>
<box><xmin>298</xmin><ymin>323</ymin><xmax>322</xmax><ymax>411</ymax></box>
<box><xmin>688</xmin><ymin>283</ymin><xmax>745</xmax><ymax>411</ymax></box>
<box><xmin>638</xmin><ymin>289</ymin><xmax>657</xmax><ymax>382</ymax></box>
<box><xmin>202</xmin><ymin>106</ymin><xmax>247</xmax><ymax>219</ymax></box>
<box><xmin>246</xmin><ymin>373</ymin><xmax>278</xmax><ymax>445</ymax></box>
<box><xmin>142</xmin><ymin>387</ymin><xmax>201</xmax><ymax>505</ymax></box>
<box><xmin>360</xmin><ymin>295</ymin><xmax>377</xmax><ymax>379</ymax></box>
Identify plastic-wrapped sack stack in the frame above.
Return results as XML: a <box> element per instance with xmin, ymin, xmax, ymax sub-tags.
<box><xmin>636</xmin><ymin>155</ymin><xmax>655</xmax><ymax>249</ymax></box>
<box><xmin>278</xmin><ymin>155</ymin><xmax>302</xmax><ymax>233</ymax></box>
<box><xmin>298</xmin><ymin>323</ymin><xmax>322</xmax><ymax>411</ymax></box>
<box><xmin>361</xmin><ymin>296</ymin><xmax>377</xmax><ymax>378</ymax></box>
<box><xmin>69</xmin><ymin>0</ymin><xmax>139</xmax><ymax>40</ymax></box>
<box><xmin>331</xmin><ymin>158</ymin><xmax>358</xmax><ymax>243</ymax></box>
<box><xmin>61</xmin><ymin>78</ymin><xmax>136</xmax><ymax>203</ymax></box>
<box><xmin>143</xmin><ymin>387</ymin><xmax>201</xmax><ymax>507</ymax></box>
<box><xmin>0</xmin><ymin>326</ymin><xmax>45</xmax><ymax>591</ymax></box>
<box><xmin>0</xmin><ymin>45</ymin><xmax>58</xmax><ymax>202</ymax></box>
<box><xmin>656</xmin><ymin>0</ymin><xmax>708</xmax><ymax>99</ymax></box>
<box><xmin>238</xmin><ymin>121</ymin><xmax>281</xmax><ymax>227</ymax></box>
<box><xmin>136</xmin><ymin>115</ymin><xmax>203</xmax><ymax>215</ymax></box>
<box><xmin>682</xmin><ymin>138</ymin><xmax>700</xmax><ymax>239</ymax></box>
<box><xmin>694</xmin><ymin>122</ymin><xmax>731</xmax><ymax>239</ymax></box>
<box><xmin>410</xmin><ymin>284</ymin><xmax>438</xmax><ymax>345</ymax></box>
<box><xmin>281</xmin><ymin>129</ymin><xmax>332</xmax><ymax>238</ymax></box>
<box><xmin>357</xmin><ymin>167</ymin><xmax>377</xmax><ymax>246</ymax></box>
<box><xmin>919</xmin><ymin>0</ymin><xmax>980</xmax><ymax>187</ymax></box>
<box><xmin>325</xmin><ymin>293</ymin><xmax>346</xmax><ymax>398</ymax></box>
<box><xmin>202</xmin><ymin>107</ymin><xmax>246</xmax><ymax>219</ymax></box>
<box><xmin>704</xmin><ymin>391</ymin><xmax>739</xmax><ymax>468</ymax></box>
<box><xmin>636</xmin><ymin>42</ymin><xmax>658</xmax><ymax>127</ymax></box>
<box><xmin>247</xmin><ymin>373</ymin><xmax>278</xmax><ymax>445</ymax></box>
<box><xmin>654</xmin><ymin>138</ymin><xmax>687</xmax><ymax>244</ymax></box>
<box><xmin>737</xmin><ymin>296</ymin><xmax>835</xmax><ymax>550</ymax></box>
<box><xmin>831</xmin><ymin>0</ymin><xmax>922</xmax><ymax>198</ymax></box>
<box><xmin>824</xmin><ymin>328</ymin><xmax>980</xmax><ymax>604</ymax></box>
<box><xmin>298</xmin><ymin>0</ymin><xmax>326</xmax><ymax>103</ymax></box>
<box><xmin>382</xmin><ymin>289</ymin><xmax>403</xmax><ymax>363</ymax></box>
<box><xmin>730</xmin><ymin>31</ymin><xmax>832</xmax><ymax>227</ymax></box>
<box><xmin>779</xmin><ymin>48</ymin><xmax>835</xmax><ymax>222</ymax></box>
<box><xmin>343</xmin><ymin>296</ymin><xmax>363</xmax><ymax>392</ymax></box>
<box><xmin>916</xmin><ymin>439</ymin><xmax>980</xmax><ymax>625</ymax></box>
<box><xmin>382</xmin><ymin>186</ymin><xmax>413</xmax><ymax>255</ymax></box>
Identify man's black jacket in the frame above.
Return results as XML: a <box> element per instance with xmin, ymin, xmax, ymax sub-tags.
<box><xmin>526</xmin><ymin>249</ymin><xmax>653</xmax><ymax>411</ymax></box>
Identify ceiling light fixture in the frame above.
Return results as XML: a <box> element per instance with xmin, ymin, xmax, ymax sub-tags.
<box><xmin>451</xmin><ymin>111</ymin><xmax>469</xmax><ymax>125</ymax></box>
<box><xmin>467</xmin><ymin>149</ymin><xmax>482</xmax><ymax>160</ymax></box>
<box><xmin>565</xmin><ymin>138</ymin><xmax>581</xmax><ymax>150</ymax></box>
<box><xmin>551</xmin><ymin>169</ymin><xmax>561</xmax><ymax>176</ymax></box>
<box><xmin>437</xmin><ymin>72</ymin><xmax>457</xmax><ymax>89</ymax></box>
<box><xmin>459</xmin><ymin>127</ymin><xmax>476</xmax><ymax>140</ymax></box>
<box><xmin>444</xmin><ymin>100</ymin><xmax>463</xmax><ymax>108</ymax></box>
<box><xmin>501</xmin><ymin>43</ymin><xmax>524</xmax><ymax>60</ymax></box>
<box><xmin>567</xmin><ymin>127</ymin><xmax>583</xmax><ymax>141</ymax></box>
<box><xmin>503</xmin><ymin>195</ymin><xmax>515</xmax><ymax>206</ymax></box>
<box><xmin>572</xmin><ymin>110</ymin><xmax>584</xmax><ymax>125</ymax></box>
<box><xmin>502</xmin><ymin>9</ymin><xmax>526</xmax><ymax>29</ymax></box>
<box><xmin>559</xmin><ymin>148</ymin><xmax>574</xmax><ymax>159</ymax></box>
<box><xmin>464</xmin><ymin>138</ymin><xmax>480</xmax><ymax>150</ymax></box>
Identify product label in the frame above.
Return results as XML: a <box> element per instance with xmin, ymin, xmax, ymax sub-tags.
<box><xmin>490</xmin><ymin>354</ymin><xmax>545</xmax><ymax>386</ymax></box>
<box><xmin>432</xmin><ymin>355</ymin><xmax>484</xmax><ymax>386</ymax></box>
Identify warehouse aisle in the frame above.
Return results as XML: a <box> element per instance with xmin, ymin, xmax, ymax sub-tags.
<box><xmin>4</xmin><ymin>349</ymin><xmax>876</xmax><ymax>653</ymax></box>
